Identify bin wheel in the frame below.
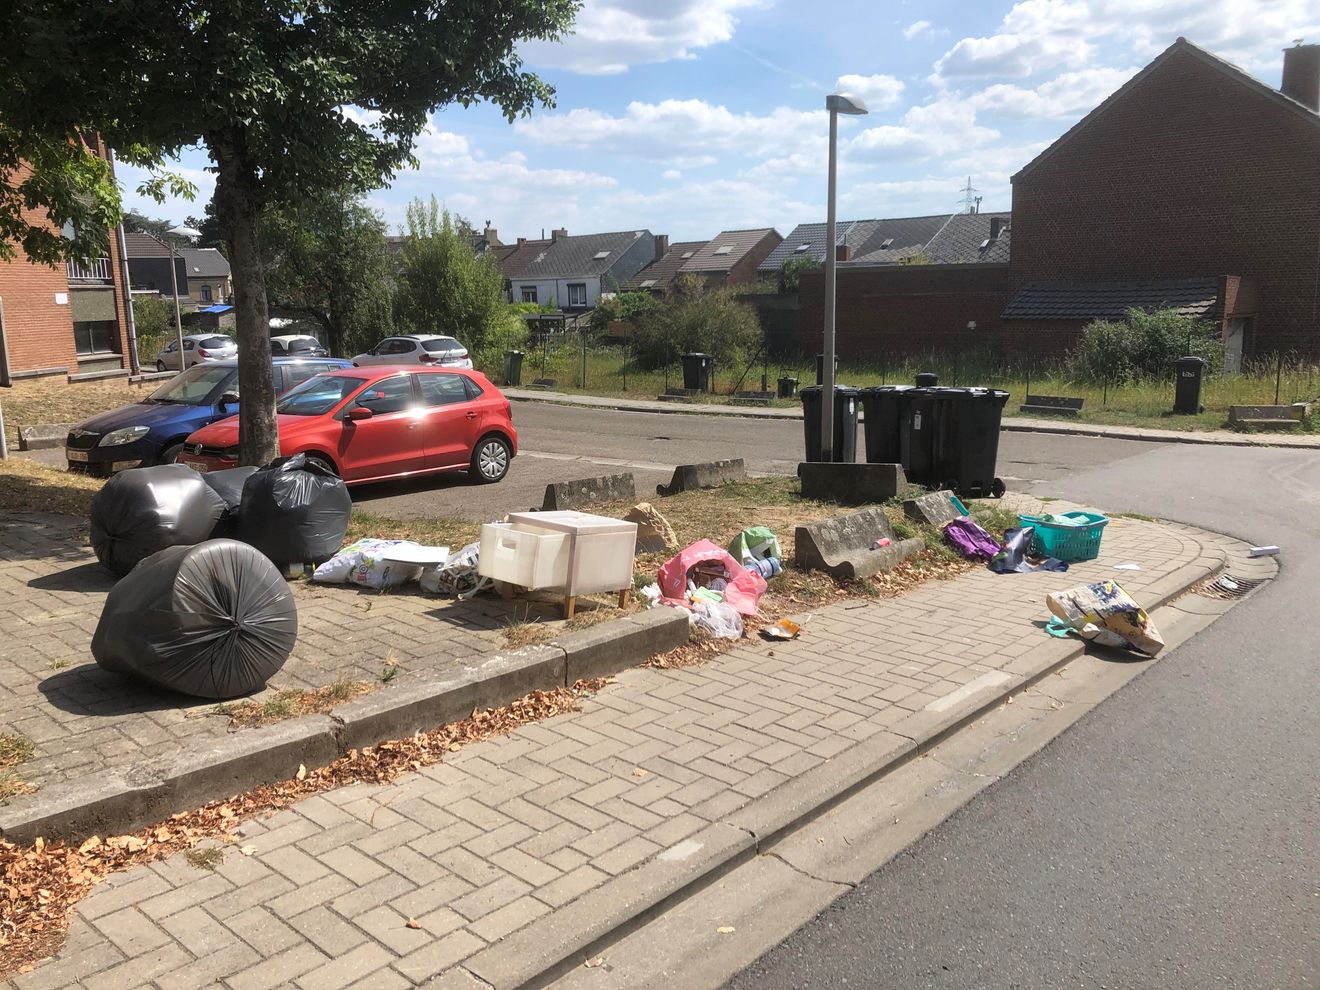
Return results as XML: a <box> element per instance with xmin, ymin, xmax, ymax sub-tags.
<box><xmin>942</xmin><ymin>480</ymin><xmax>961</xmax><ymax>497</ymax></box>
<box><xmin>990</xmin><ymin>478</ymin><xmax>1006</xmax><ymax>499</ymax></box>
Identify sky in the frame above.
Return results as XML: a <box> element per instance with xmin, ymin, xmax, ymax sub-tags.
<box><xmin>119</xmin><ymin>0</ymin><xmax>1319</xmax><ymax>243</ymax></box>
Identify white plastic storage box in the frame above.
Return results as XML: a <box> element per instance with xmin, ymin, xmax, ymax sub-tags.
<box><xmin>505</xmin><ymin>511</ymin><xmax>637</xmax><ymax>596</ymax></box>
<box><xmin>478</xmin><ymin>523</ymin><xmax>569</xmax><ymax>589</ymax></box>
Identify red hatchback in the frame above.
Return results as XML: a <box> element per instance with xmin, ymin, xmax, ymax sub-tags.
<box><xmin>178</xmin><ymin>367</ymin><xmax>518</xmax><ymax>485</ymax></box>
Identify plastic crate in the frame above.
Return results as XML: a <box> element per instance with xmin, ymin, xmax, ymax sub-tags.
<box><xmin>1018</xmin><ymin>511</ymin><xmax>1108</xmax><ymax>562</ymax></box>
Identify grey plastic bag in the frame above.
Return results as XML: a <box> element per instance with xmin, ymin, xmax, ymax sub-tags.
<box><xmin>239</xmin><ymin>454</ymin><xmax>351</xmax><ymax>566</ymax></box>
<box><xmin>203</xmin><ymin>465</ymin><xmax>258</xmax><ymax>539</ymax></box>
<box><xmin>91</xmin><ymin>539</ymin><xmax>298</xmax><ymax>698</ymax></box>
<box><xmin>90</xmin><ymin>464</ymin><xmax>228</xmax><ymax>577</ymax></box>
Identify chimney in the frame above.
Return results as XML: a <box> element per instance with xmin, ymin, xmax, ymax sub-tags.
<box><xmin>654</xmin><ymin>234</ymin><xmax>669</xmax><ymax>260</ymax></box>
<box><xmin>989</xmin><ymin>217</ymin><xmax>1005</xmax><ymax>240</ymax></box>
<box><xmin>835</xmin><ymin>244</ymin><xmax>851</xmax><ymax>262</ymax></box>
<box><xmin>517</xmin><ymin>236</ymin><xmax>527</xmax><ymax>245</ymax></box>
<box><xmin>483</xmin><ymin>224</ymin><xmax>500</xmax><ymax>246</ymax></box>
<box><xmin>551</xmin><ymin>227</ymin><xmax>568</xmax><ymax>242</ymax></box>
<box><xmin>1281</xmin><ymin>43</ymin><xmax>1320</xmax><ymax>111</ymax></box>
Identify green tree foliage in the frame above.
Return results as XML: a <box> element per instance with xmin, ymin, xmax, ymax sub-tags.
<box><xmin>1070</xmin><ymin>308</ymin><xmax>1222</xmax><ymax>385</ymax></box>
<box><xmin>777</xmin><ymin>255</ymin><xmax>822</xmax><ymax>293</ymax></box>
<box><xmin>131</xmin><ymin>295</ymin><xmax>174</xmax><ymax>359</ymax></box>
<box><xmin>395</xmin><ymin>197</ymin><xmax>509</xmax><ymax>353</ymax></box>
<box><xmin>0</xmin><ymin>0</ymin><xmax>578</xmax><ymax>464</ymax></box>
<box><xmin>262</xmin><ymin>193</ymin><xmax>394</xmax><ymax>358</ymax></box>
<box><xmin>588</xmin><ymin>290</ymin><xmax>655</xmax><ymax>334</ymax></box>
<box><xmin>185</xmin><ymin>196</ymin><xmax>227</xmax><ymax>253</ymax></box>
<box><xmin>123</xmin><ymin>210</ymin><xmax>174</xmax><ymax>240</ymax></box>
<box><xmin>630</xmin><ymin>275</ymin><xmax>762</xmax><ymax>371</ymax></box>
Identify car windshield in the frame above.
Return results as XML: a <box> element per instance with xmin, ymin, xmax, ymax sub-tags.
<box><xmin>277</xmin><ymin>375</ymin><xmax>366</xmax><ymax>416</ymax></box>
<box><xmin>287</xmin><ymin>338</ymin><xmax>322</xmax><ymax>351</ymax></box>
<box><xmin>422</xmin><ymin>337</ymin><xmax>462</xmax><ymax>353</ymax></box>
<box><xmin>198</xmin><ymin>336</ymin><xmax>234</xmax><ymax>349</ymax></box>
<box><xmin>147</xmin><ymin>365</ymin><xmax>234</xmax><ymax>404</ymax></box>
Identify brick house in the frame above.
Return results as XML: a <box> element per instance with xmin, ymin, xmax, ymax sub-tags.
<box><xmin>0</xmin><ymin>135</ymin><xmax>134</xmax><ymax>380</ymax></box>
<box><xmin>802</xmin><ymin>39</ymin><xmax>1320</xmax><ymax>364</ymax></box>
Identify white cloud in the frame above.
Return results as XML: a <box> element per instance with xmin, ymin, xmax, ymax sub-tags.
<box><xmin>904</xmin><ymin>20</ymin><xmax>934</xmax><ymax>40</ymax></box>
<box><xmin>834</xmin><ymin>73</ymin><xmax>906</xmax><ymax>111</ymax></box>
<box><xmin>522</xmin><ymin>0</ymin><xmax>766</xmax><ymax>75</ymax></box>
<box><xmin>968</xmin><ymin>65</ymin><xmax>1139</xmax><ymax>118</ymax></box>
<box><xmin>662</xmin><ymin>169</ymin><xmax>682</xmax><ymax>180</ymax></box>
<box><xmin>515</xmin><ymin>99</ymin><xmax>826</xmax><ymax>161</ymax></box>
<box><xmin>848</xmin><ymin>99</ymin><xmax>1000</xmax><ymax>162</ymax></box>
<box><xmin>410</xmin><ymin>124</ymin><xmax>616</xmax><ymax>191</ymax></box>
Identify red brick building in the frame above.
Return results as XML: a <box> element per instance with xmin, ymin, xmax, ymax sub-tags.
<box><xmin>0</xmin><ymin>134</ymin><xmax>135</xmax><ymax>382</ymax></box>
<box><xmin>803</xmin><ymin>39</ymin><xmax>1320</xmax><ymax>365</ymax></box>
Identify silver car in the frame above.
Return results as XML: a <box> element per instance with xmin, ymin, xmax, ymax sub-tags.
<box><xmin>155</xmin><ymin>334</ymin><xmax>238</xmax><ymax>371</ymax></box>
<box><xmin>351</xmin><ymin>334</ymin><xmax>472</xmax><ymax>369</ymax></box>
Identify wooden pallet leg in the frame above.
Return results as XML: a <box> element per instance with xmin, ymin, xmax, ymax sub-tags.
<box><xmin>617</xmin><ymin>588</ymin><xmax>631</xmax><ymax>609</ymax></box>
<box><xmin>564</xmin><ymin>596</ymin><xmax>577</xmax><ymax>620</ymax></box>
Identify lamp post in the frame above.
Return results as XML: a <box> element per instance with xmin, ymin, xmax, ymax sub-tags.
<box><xmin>164</xmin><ymin>226</ymin><xmax>200</xmax><ymax>372</ymax></box>
<box><xmin>821</xmin><ymin>93</ymin><xmax>868</xmax><ymax>461</ymax></box>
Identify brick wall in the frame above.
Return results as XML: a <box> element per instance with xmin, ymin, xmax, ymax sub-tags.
<box><xmin>1009</xmin><ymin>45</ymin><xmax>1320</xmax><ymax>356</ymax></box>
<box><xmin>799</xmin><ymin>264</ymin><xmax>1011</xmax><ymax>359</ymax></box>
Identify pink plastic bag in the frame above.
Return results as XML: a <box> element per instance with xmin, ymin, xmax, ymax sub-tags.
<box><xmin>657</xmin><ymin>539</ymin><xmax>767</xmax><ymax>616</ymax></box>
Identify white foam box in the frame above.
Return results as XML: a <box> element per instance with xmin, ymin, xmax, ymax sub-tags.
<box><xmin>505</xmin><ymin>510</ymin><xmax>638</xmax><ymax>596</ymax></box>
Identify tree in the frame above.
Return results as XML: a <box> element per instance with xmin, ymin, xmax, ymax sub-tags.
<box><xmin>131</xmin><ymin>295</ymin><xmax>174</xmax><ymax>355</ymax></box>
<box><xmin>1070</xmin><ymin>307</ymin><xmax>1222</xmax><ymax>385</ymax></box>
<box><xmin>777</xmin><ymin>255</ymin><xmax>822</xmax><ymax>293</ymax></box>
<box><xmin>0</xmin><ymin>1</ymin><xmax>578</xmax><ymax>465</ymax></box>
<box><xmin>185</xmin><ymin>196</ymin><xmax>227</xmax><ymax>253</ymax></box>
<box><xmin>395</xmin><ymin>197</ymin><xmax>508</xmax><ymax>351</ymax></box>
<box><xmin>123</xmin><ymin>210</ymin><xmax>174</xmax><ymax>240</ymax></box>
<box><xmin>630</xmin><ymin>275</ymin><xmax>762</xmax><ymax>371</ymax></box>
<box><xmin>262</xmin><ymin>193</ymin><xmax>394</xmax><ymax>357</ymax></box>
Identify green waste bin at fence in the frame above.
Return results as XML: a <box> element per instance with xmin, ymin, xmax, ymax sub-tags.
<box><xmin>503</xmin><ymin>350</ymin><xmax>524</xmax><ymax>387</ymax></box>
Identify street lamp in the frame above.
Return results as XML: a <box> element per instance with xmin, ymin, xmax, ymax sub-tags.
<box><xmin>164</xmin><ymin>225</ymin><xmax>200</xmax><ymax>372</ymax></box>
<box><xmin>821</xmin><ymin>93</ymin><xmax>867</xmax><ymax>462</ymax></box>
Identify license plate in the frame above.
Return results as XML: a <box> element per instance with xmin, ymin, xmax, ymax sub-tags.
<box><xmin>66</xmin><ymin>449</ymin><xmax>89</xmax><ymax>463</ymax></box>
<box><xmin>184</xmin><ymin>460</ymin><xmax>208</xmax><ymax>474</ymax></box>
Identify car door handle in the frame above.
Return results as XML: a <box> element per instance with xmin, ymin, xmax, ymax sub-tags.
<box><xmin>465</xmin><ymin>411</ymin><xmax>477</xmax><ymax>420</ymax></box>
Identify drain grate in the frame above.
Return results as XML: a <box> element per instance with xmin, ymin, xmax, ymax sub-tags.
<box><xmin>1196</xmin><ymin>574</ymin><xmax>1268</xmax><ymax>600</ymax></box>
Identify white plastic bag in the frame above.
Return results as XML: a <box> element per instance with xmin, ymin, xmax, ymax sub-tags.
<box><xmin>688</xmin><ymin>599</ymin><xmax>743</xmax><ymax>639</ymax></box>
<box><xmin>313</xmin><ymin>539</ymin><xmax>440</xmax><ymax>589</ymax></box>
<box><xmin>424</xmin><ymin>541</ymin><xmax>492</xmax><ymax>599</ymax></box>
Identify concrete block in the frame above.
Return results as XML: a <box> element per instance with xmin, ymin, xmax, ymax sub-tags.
<box><xmin>904</xmin><ymin>490</ymin><xmax>962</xmax><ymax>527</ymax></box>
<box><xmin>541</xmin><ymin>473</ymin><xmax>636</xmax><ymax>511</ymax></box>
<box><xmin>794</xmin><ymin>508</ymin><xmax>923</xmax><ymax>581</ymax></box>
<box><xmin>556</xmin><ymin>608</ymin><xmax>689</xmax><ymax>684</ymax></box>
<box><xmin>18</xmin><ymin>422</ymin><xmax>73</xmax><ymax>450</ymax></box>
<box><xmin>657</xmin><ymin>458</ymin><xmax>746</xmax><ymax>496</ymax></box>
<box><xmin>797</xmin><ymin>462</ymin><xmax>906</xmax><ymax>504</ymax></box>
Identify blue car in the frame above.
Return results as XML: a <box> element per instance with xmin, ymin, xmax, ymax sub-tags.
<box><xmin>65</xmin><ymin>356</ymin><xmax>352</xmax><ymax>476</ymax></box>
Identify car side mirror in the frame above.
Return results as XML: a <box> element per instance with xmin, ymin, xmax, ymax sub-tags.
<box><xmin>219</xmin><ymin>391</ymin><xmax>240</xmax><ymax>406</ymax></box>
<box><xmin>346</xmin><ymin>406</ymin><xmax>373</xmax><ymax>421</ymax></box>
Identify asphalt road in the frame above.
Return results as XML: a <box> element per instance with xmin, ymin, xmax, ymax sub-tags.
<box><xmin>726</xmin><ymin>442</ymin><xmax>1320</xmax><ymax>989</ymax></box>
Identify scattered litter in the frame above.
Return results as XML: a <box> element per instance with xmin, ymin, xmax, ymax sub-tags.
<box><xmin>625</xmin><ymin>502</ymin><xmax>677</xmax><ymax>553</ymax></box>
<box><xmin>657</xmin><ymin>540</ymin><xmax>767</xmax><ymax>616</ymax></box>
<box><xmin>871</xmin><ymin>537</ymin><xmax>892</xmax><ymax>549</ymax></box>
<box><xmin>1019</xmin><ymin>511</ymin><xmax>1108</xmax><ymax>563</ymax></box>
<box><xmin>240</xmin><ymin>845</ymin><xmax>257</xmax><ymax>856</ymax></box>
<box><xmin>761</xmin><ymin>618</ymin><xmax>802</xmax><ymax>641</ymax></box>
<box><xmin>688</xmin><ymin>599</ymin><xmax>744</xmax><ymax>639</ymax></box>
<box><xmin>729</xmin><ymin>526</ymin><xmax>782</xmax><ymax>565</ymax></box>
<box><xmin>943</xmin><ymin>517</ymin><xmax>1002</xmax><ymax>561</ymax></box>
<box><xmin>639</xmin><ymin>582</ymin><xmax>662</xmax><ymax>606</ymax></box>
<box><xmin>1249</xmin><ymin>545</ymin><xmax>1280</xmax><ymax>557</ymax></box>
<box><xmin>239</xmin><ymin>453</ymin><xmax>351</xmax><ymax>567</ymax></box>
<box><xmin>949</xmin><ymin>494</ymin><xmax>971</xmax><ymax>516</ymax></box>
<box><xmin>423</xmin><ymin>541</ymin><xmax>491</xmax><ymax>599</ymax></box>
<box><xmin>989</xmin><ymin>526</ymin><xmax>1067</xmax><ymax>574</ymax></box>
<box><xmin>716</xmin><ymin>926</ymin><xmax>736</xmax><ymax>935</ymax></box>
<box><xmin>1046</xmin><ymin>580</ymin><xmax>1164</xmax><ymax>656</ymax></box>
<box><xmin>406</xmin><ymin>918</ymin><xmax>422</xmax><ymax>930</ymax></box>
<box><xmin>584</xmin><ymin>957</ymin><xmax>606</xmax><ymax>969</ymax></box>
<box><xmin>632</xmin><ymin>767</ymin><xmax>648</xmax><ymax>778</ymax></box>
<box><xmin>313</xmin><ymin>539</ymin><xmax>448</xmax><ymax>589</ymax></box>
<box><xmin>295</xmin><ymin>764</ymin><xmax>307</xmax><ymax>781</ymax></box>
<box><xmin>1114</xmin><ymin>562</ymin><xmax>1142</xmax><ymax>571</ymax></box>
<box><xmin>747</xmin><ymin>556</ymin><xmax>783</xmax><ymax>579</ymax></box>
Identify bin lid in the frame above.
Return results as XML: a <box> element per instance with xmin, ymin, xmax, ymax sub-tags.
<box><xmin>507</xmin><ymin>511</ymin><xmax>638</xmax><ymax>536</ymax></box>
<box><xmin>682</xmin><ymin>352</ymin><xmax>712</xmax><ymax>358</ymax></box>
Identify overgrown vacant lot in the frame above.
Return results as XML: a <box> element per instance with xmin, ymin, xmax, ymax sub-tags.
<box><xmin>1</xmin><ymin>377</ymin><xmax>153</xmax><ymax>446</ymax></box>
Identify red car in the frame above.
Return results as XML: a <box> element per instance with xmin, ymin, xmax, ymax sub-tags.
<box><xmin>178</xmin><ymin>367</ymin><xmax>518</xmax><ymax>485</ymax></box>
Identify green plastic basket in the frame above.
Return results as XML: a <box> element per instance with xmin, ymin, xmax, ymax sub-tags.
<box><xmin>1018</xmin><ymin>511</ymin><xmax>1108</xmax><ymax>562</ymax></box>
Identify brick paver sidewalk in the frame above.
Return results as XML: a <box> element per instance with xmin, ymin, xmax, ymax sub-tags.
<box><xmin>5</xmin><ymin>499</ymin><xmax>1234</xmax><ymax>989</ymax></box>
<box><xmin>0</xmin><ymin>513</ymin><xmax>565</xmax><ymax>793</ymax></box>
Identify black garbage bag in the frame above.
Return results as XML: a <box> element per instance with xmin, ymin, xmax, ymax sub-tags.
<box><xmin>91</xmin><ymin>539</ymin><xmax>298</xmax><ymax>699</ymax></box>
<box><xmin>90</xmin><ymin>464</ymin><xmax>228</xmax><ymax>577</ymax></box>
<box><xmin>238</xmin><ymin>454</ymin><xmax>351</xmax><ymax>566</ymax></box>
<box><xmin>203</xmin><ymin>466</ymin><xmax>259</xmax><ymax>539</ymax></box>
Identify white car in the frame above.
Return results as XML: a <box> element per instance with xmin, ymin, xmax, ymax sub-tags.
<box><xmin>352</xmin><ymin>334</ymin><xmax>472</xmax><ymax>369</ymax></box>
<box><xmin>155</xmin><ymin>334</ymin><xmax>238</xmax><ymax>371</ymax></box>
<box><xmin>270</xmin><ymin>334</ymin><xmax>330</xmax><ymax>358</ymax></box>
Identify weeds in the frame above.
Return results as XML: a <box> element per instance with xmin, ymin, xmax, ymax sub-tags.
<box><xmin>0</xmin><ymin>734</ymin><xmax>36</xmax><ymax>801</ymax></box>
<box><xmin>184</xmin><ymin>847</ymin><xmax>224</xmax><ymax>872</ymax></box>
<box><xmin>216</xmin><ymin>679</ymin><xmax>375</xmax><ymax>729</ymax></box>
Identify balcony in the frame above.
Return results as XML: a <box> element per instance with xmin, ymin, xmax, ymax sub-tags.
<box><xmin>66</xmin><ymin>257</ymin><xmax>113</xmax><ymax>283</ymax></box>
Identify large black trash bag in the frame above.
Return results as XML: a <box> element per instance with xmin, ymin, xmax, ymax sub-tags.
<box><xmin>91</xmin><ymin>539</ymin><xmax>298</xmax><ymax>699</ymax></box>
<box><xmin>238</xmin><ymin>453</ymin><xmax>351</xmax><ymax>566</ymax></box>
<box><xmin>203</xmin><ymin>466</ymin><xmax>259</xmax><ymax>539</ymax></box>
<box><xmin>90</xmin><ymin>464</ymin><xmax>228</xmax><ymax>577</ymax></box>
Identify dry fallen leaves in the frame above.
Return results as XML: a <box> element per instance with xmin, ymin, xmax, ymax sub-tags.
<box><xmin>632</xmin><ymin>767</ymin><xmax>648</xmax><ymax>778</ymax></box>
<box><xmin>0</xmin><ymin>677</ymin><xmax>610</xmax><ymax>978</ymax></box>
<box><xmin>405</xmin><ymin>918</ymin><xmax>421</xmax><ymax>930</ymax></box>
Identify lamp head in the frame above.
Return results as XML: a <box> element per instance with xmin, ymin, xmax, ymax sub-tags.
<box><xmin>168</xmin><ymin>225</ymin><xmax>201</xmax><ymax>241</ymax></box>
<box><xmin>826</xmin><ymin>93</ymin><xmax>868</xmax><ymax>115</ymax></box>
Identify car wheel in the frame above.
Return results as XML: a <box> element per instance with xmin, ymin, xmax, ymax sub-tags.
<box><xmin>156</xmin><ymin>360</ymin><xmax>167</xmax><ymax>372</ymax></box>
<box><xmin>470</xmin><ymin>435</ymin><xmax>511</xmax><ymax>484</ymax></box>
<box><xmin>305</xmin><ymin>454</ymin><xmax>338</xmax><ymax>476</ymax></box>
<box><xmin>160</xmin><ymin>442</ymin><xmax>184</xmax><ymax>465</ymax></box>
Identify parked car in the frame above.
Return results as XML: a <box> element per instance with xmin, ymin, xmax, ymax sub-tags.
<box><xmin>270</xmin><ymin>334</ymin><xmax>330</xmax><ymax>358</ymax></box>
<box><xmin>65</xmin><ymin>357</ymin><xmax>352</xmax><ymax>476</ymax></box>
<box><xmin>155</xmin><ymin>334</ymin><xmax>238</xmax><ymax>371</ymax></box>
<box><xmin>179</xmin><ymin>367</ymin><xmax>516</xmax><ymax>485</ymax></box>
<box><xmin>351</xmin><ymin>334</ymin><xmax>472</xmax><ymax>369</ymax></box>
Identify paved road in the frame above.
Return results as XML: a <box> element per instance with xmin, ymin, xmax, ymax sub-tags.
<box><xmin>727</xmin><ymin>442</ymin><xmax>1320</xmax><ymax>989</ymax></box>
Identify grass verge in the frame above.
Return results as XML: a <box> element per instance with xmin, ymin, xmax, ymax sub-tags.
<box><xmin>0</xmin><ymin>734</ymin><xmax>36</xmax><ymax>802</ymax></box>
<box><xmin>0</xmin><ymin>377</ymin><xmax>156</xmax><ymax>447</ymax></box>
<box><xmin>212</xmin><ymin>679</ymin><xmax>375</xmax><ymax>729</ymax></box>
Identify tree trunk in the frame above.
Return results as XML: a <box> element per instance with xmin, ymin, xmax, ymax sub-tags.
<box><xmin>212</xmin><ymin>132</ymin><xmax>279</xmax><ymax>466</ymax></box>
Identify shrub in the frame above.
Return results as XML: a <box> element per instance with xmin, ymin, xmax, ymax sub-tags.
<box><xmin>1070</xmin><ymin>308</ymin><xmax>1222</xmax><ymax>385</ymax></box>
<box><xmin>629</xmin><ymin>275</ymin><xmax>762</xmax><ymax>371</ymax></box>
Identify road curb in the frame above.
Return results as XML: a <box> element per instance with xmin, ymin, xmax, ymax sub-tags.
<box><xmin>0</xmin><ymin>610</ymin><xmax>690</xmax><ymax>845</ymax></box>
<box><xmin>455</xmin><ymin>529</ymin><xmax>1238</xmax><ymax>990</ymax></box>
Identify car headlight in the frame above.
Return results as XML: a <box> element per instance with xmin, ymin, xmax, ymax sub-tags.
<box><xmin>99</xmin><ymin>426</ymin><xmax>151</xmax><ymax>447</ymax></box>
<box><xmin>222</xmin><ymin>445</ymin><xmax>241</xmax><ymax>459</ymax></box>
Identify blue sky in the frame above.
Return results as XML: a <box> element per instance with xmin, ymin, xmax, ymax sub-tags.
<box><xmin>120</xmin><ymin>0</ymin><xmax>1319</xmax><ymax>242</ymax></box>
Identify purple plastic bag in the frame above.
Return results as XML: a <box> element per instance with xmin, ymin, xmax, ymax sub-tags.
<box><xmin>944</xmin><ymin>517</ymin><xmax>1002</xmax><ymax>560</ymax></box>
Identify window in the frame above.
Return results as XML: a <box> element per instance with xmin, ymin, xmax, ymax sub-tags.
<box><xmin>794</xmin><ymin>244</ymin><xmax>810</xmax><ymax>253</ymax></box>
<box><xmin>73</xmin><ymin>320</ymin><xmax>118</xmax><ymax>355</ymax></box>
<box><xmin>184</xmin><ymin>339</ymin><xmax>196</xmax><ymax>350</ymax></box>
<box><xmin>354</xmin><ymin>375</ymin><xmax>415</xmax><ymax>415</ymax></box>
<box><xmin>713</xmin><ymin>245</ymin><xmax>733</xmax><ymax>256</ymax></box>
<box><xmin>198</xmin><ymin>336</ymin><xmax>232</xmax><ymax>349</ymax></box>
<box><xmin>270</xmin><ymin>340</ymin><xmax>286</xmax><ymax>355</ymax></box>
<box><xmin>592</xmin><ymin>250</ymin><xmax>610</xmax><ymax>260</ymax></box>
<box><xmin>418</xmin><ymin>373</ymin><xmax>469</xmax><ymax>407</ymax></box>
<box><xmin>387</xmin><ymin>339</ymin><xmax>416</xmax><ymax>355</ymax></box>
<box><xmin>680</xmin><ymin>251</ymin><xmax>695</xmax><ymax>259</ymax></box>
<box><xmin>567</xmin><ymin>283</ymin><xmax>588</xmax><ymax>307</ymax></box>
<box><xmin>201</xmin><ymin>285</ymin><xmax>213</xmax><ymax>302</ymax></box>
<box><xmin>422</xmin><ymin>337</ymin><xmax>462</xmax><ymax>353</ymax></box>
<box><xmin>278</xmin><ymin>375</ymin><xmax>366</xmax><ymax>416</ymax></box>
<box><xmin>281</xmin><ymin>363</ymin><xmax>335</xmax><ymax>391</ymax></box>
<box><xmin>149</xmin><ymin>365</ymin><xmax>234</xmax><ymax>404</ymax></box>
<box><xmin>520</xmin><ymin>286</ymin><xmax>538</xmax><ymax>304</ymax></box>
<box><xmin>639</xmin><ymin>279</ymin><xmax>657</xmax><ymax>289</ymax></box>
<box><xmin>880</xmin><ymin>238</ymin><xmax>894</xmax><ymax>249</ymax></box>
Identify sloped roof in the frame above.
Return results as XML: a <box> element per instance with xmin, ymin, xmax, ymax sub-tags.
<box><xmin>495</xmin><ymin>239</ymin><xmax>551</xmax><ymax>280</ymax></box>
<box><xmin>923</xmin><ymin>212</ymin><xmax>1011</xmax><ymax>264</ymax></box>
<box><xmin>516</xmin><ymin>230</ymin><xmax>651</xmax><ymax>280</ymax></box>
<box><xmin>181</xmin><ymin>248</ymin><xmax>230</xmax><ymax>278</ymax></box>
<box><xmin>680</xmin><ymin>228</ymin><xmax>779</xmax><ymax>273</ymax></box>
<box><xmin>624</xmin><ymin>240</ymin><xmax>708</xmax><ymax>291</ymax></box>
<box><xmin>1002</xmin><ymin>278</ymin><xmax>1220</xmax><ymax>321</ymax></box>
<box><xmin>758</xmin><ymin>215</ymin><xmax>948</xmax><ymax>272</ymax></box>
<box><xmin>122</xmin><ymin>231</ymin><xmax>173</xmax><ymax>258</ymax></box>
<box><xmin>1015</xmin><ymin>38</ymin><xmax>1320</xmax><ymax>183</ymax></box>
